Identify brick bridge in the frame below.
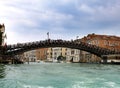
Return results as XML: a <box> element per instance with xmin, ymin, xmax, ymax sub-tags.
<box><xmin>1</xmin><ymin>39</ymin><xmax>120</xmax><ymax>58</ymax></box>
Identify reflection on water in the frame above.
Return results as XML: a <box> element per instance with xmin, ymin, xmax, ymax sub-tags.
<box><xmin>0</xmin><ymin>64</ymin><xmax>6</xmax><ymax>78</ymax></box>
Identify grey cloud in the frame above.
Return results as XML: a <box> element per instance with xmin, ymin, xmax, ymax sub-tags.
<box><xmin>0</xmin><ymin>0</ymin><xmax>120</xmax><ymax>44</ymax></box>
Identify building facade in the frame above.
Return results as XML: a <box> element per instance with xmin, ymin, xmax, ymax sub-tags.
<box><xmin>36</xmin><ymin>48</ymin><xmax>48</xmax><ymax>61</ymax></box>
<box><xmin>80</xmin><ymin>33</ymin><xmax>120</xmax><ymax>51</ymax></box>
<box><xmin>0</xmin><ymin>24</ymin><xmax>6</xmax><ymax>46</ymax></box>
<box><xmin>47</xmin><ymin>47</ymin><xmax>67</xmax><ymax>61</ymax></box>
<box><xmin>46</xmin><ymin>47</ymin><xmax>81</xmax><ymax>62</ymax></box>
<box><xmin>66</xmin><ymin>48</ymin><xmax>80</xmax><ymax>62</ymax></box>
<box><xmin>47</xmin><ymin>48</ymin><xmax>53</xmax><ymax>61</ymax></box>
<box><xmin>75</xmin><ymin>33</ymin><xmax>120</xmax><ymax>63</ymax></box>
<box><xmin>24</xmin><ymin>50</ymin><xmax>37</xmax><ymax>62</ymax></box>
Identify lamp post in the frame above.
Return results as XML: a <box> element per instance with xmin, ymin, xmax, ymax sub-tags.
<box><xmin>47</xmin><ymin>32</ymin><xmax>49</xmax><ymax>40</ymax></box>
<box><xmin>76</xmin><ymin>36</ymin><xmax>79</xmax><ymax>39</ymax></box>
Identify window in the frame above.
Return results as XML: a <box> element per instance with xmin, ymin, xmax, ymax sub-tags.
<box><xmin>95</xmin><ymin>40</ymin><xmax>99</xmax><ymax>45</ymax></box>
<box><xmin>54</xmin><ymin>52</ymin><xmax>56</xmax><ymax>55</ymax></box>
<box><xmin>65</xmin><ymin>52</ymin><xmax>67</xmax><ymax>55</ymax></box>
<box><xmin>66</xmin><ymin>48</ymin><xmax>67</xmax><ymax>51</ymax></box>
<box><xmin>61</xmin><ymin>53</ymin><xmax>62</xmax><ymax>56</ymax></box>
<box><xmin>71</xmin><ymin>50</ymin><xmax>74</xmax><ymax>54</ymax></box>
<box><xmin>104</xmin><ymin>40</ymin><xmax>108</xmax><ymax>46</ymax></box>
<box><xmin>51</xmin><ymin>52</ymin><xmax>52</xmax><ymax>55</ymax></box>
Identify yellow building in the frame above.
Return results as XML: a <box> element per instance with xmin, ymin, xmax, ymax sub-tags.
<box><xmin>47</xmin><ymin>47</ymin><xmax>81</xmax><ymax>62</ymax></box>
<box><xmin>47</xmin><ymin>48</ymin><xmax>53</xmax><ymax>61</ymax></box>
<box><xmin>47</xmin><ymin>47</ymin><xmax>67</xmax><ymax>61</ymax></box>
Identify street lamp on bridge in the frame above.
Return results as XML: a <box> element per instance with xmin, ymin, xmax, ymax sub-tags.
<box><xmin>47</xmin><ymin>32</ymin><xmax>49</xmax><ymax>40</ymax></box>
<box><xmin>76</xmin><ymin>36</ymin><xmax>79</xmax><ymax>39</ymax></box>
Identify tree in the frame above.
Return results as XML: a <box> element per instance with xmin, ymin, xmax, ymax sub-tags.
<box><xmin>57</xmin><ymin>55</ymin><xmax>66</xmax><ymax>61</ymax></box>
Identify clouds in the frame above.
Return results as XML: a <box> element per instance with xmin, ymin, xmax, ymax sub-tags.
<box><xmin>0</xmin><ymin>0</ymin><xmax>120</xmax><ymax>44</ymax></box>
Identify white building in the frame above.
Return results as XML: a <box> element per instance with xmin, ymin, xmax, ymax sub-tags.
<box><xmin>52</xmin><ymin>47</ymin><xmax>62</xmax><ymax>60</ymax></box>
<box><xmin>66</xmin><ymin>48</ymin><xmax>80</xmax><ymax>62</ymax></box>
<box><xmin>24</xmin><ymin>50</ymin><xmax>37</xmax><ymax>62</ymax></box>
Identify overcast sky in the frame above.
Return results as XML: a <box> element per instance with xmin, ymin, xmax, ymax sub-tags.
<box><xmin>0</xmin><ymin>0</ymin><xmax>120</xmax><ymax>44</ymax></box>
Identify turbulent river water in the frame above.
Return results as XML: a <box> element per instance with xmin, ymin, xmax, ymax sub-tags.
<box><xmin>0</xmin><ymin>63</ymin><xmax>120</xmax><ymax>88</ymax></box>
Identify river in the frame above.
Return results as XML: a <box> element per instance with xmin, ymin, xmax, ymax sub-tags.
<box><xmin>0</xmin><ymin>63</ymin><xmax>120</xmax><ymax>88</ymax></box>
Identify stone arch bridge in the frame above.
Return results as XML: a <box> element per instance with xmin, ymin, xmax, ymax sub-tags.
<box><xmin>1</xmin><ymin>39</ymin><xmax>120</xmax><ymax>58</ymax></box>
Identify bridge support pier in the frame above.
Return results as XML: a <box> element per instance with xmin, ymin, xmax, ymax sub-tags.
<box><xmin>0</xmin><ymin>55</ymin><xmax>24</xmax><ymax>64</ymax></box>
<box><xmin>0</xmin><ymin>55</ymin><xmax>10</xmax><ymax>64</ymax></box>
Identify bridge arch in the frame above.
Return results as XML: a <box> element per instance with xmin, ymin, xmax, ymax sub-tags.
<box><xmin>4</xmin><ymin>39</ymin><xmax>120</xmax><ymax>57</ymax></box>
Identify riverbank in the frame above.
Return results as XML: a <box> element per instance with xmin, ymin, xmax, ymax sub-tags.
<box><xmin>0</xmin><ymin>58</ymin><xmax>120</xmax><ymax>65</ymax></box>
